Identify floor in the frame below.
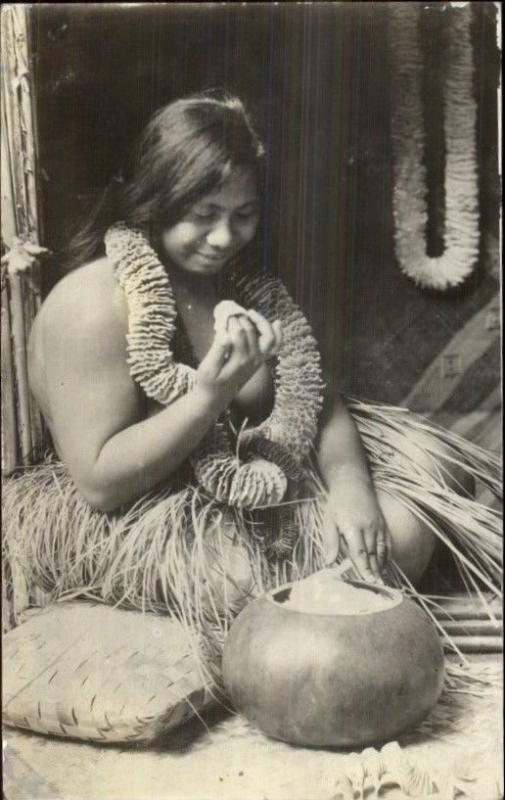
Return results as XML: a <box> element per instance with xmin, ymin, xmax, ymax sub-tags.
<box><xmin>3</xmin><ymin>654</ymin><xmax>502</xmax><ymax>800</ymax></box>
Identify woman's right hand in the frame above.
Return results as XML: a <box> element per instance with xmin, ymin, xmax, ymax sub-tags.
<box><xmin>195</xmin><ymin>311</ymin><xmax>282</xmax><ymax>409</ymax></box>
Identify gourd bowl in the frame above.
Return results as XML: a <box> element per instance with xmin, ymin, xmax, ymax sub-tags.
<box><xmin>222</xmin><ymin>578</ymin><xmax>445</xmax><ymax>747</ymax></box>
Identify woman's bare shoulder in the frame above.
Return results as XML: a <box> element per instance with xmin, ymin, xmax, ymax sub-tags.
<box><xmin>28</xmin><ymin>257</ymin><xmax>132</xmax><ymax>423</ymax></box>
<box><xmin>34</xmin><ymin>257</ymin><xmax>129</xmax><ymax>341</ymax></box>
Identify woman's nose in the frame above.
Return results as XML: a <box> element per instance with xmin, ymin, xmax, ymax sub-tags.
<box><xmin>206</xmin><ymin>219</ymin><xmax>233</xmax><ymax>249</ymax></box>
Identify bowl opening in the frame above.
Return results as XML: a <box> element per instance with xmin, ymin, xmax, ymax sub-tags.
<box><xmin>271</xmin><ymin>586</ymin><xmax>293</xmax><ymax>604</ymax></box>
<box><xmin>268</xmin><ymin>578</ymin><xmax>402</xmax><ymax>616</ymax></box>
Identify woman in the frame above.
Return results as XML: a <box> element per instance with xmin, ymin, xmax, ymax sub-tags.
<box><xmin>4</xmin><ymin>92</ymin><xmax>501</xmax><ymax>662</ymax></box>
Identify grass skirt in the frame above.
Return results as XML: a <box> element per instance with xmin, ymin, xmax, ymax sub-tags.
<box><xmin>3</xmin><ymin>400</ymin><xmax>502</xmax><ymax>690</ymax></box>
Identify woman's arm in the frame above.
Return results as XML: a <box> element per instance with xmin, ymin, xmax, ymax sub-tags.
<box><xmin>317</xmin><ymin>394</ymin><xmax>392</xmax><ymax>582</ymax></box>
<box><xmin>41</xmin><ymin>298</ymin><xmax>219</xmax><ymax>510</ymax></box>
<box><xmin>318</xmin><ymin>394</ymin><xmax>372</xmax><ymax>488</ymax></box>
<box><xmin>39</xmin><ymin>275</ymin><xmax>279</xmax><ymax>512</ymax></box>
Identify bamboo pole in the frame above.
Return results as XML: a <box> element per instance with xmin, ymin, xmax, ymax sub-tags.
<box><xmin>2</xmin><ymin>7</ymin><xmax>31</xmax><ymax>464</ymax></box>
<box><xmin>442</xmin><ymin>619</ymin><xmax>502</xmax><ymax>637</ymax></box>
<box><xmin>1</xmin><ymin>74</ymin><xmax>19</xmax><ymax>475</ymax></box>
<box><xmin>448</xmin><ymin>636</ymin><xmax>502</xmax><ymax>654</ymax></box>
<box><xmin>8</xmin><ymin>273</ymin><xmax>33</xmax><ymax>462</ymax></box>
<box><xmin>1</xmin><ymin>280</ymin><xmax>18</xmax><ymax>474</ymax></box>
<box><xmin>16</xmin><ymin>7</ymin><xmax>45</xmax><ymax>454</ymax></box>
<box><xmin>1</xmin><ymin>5</ymin><xmax>46</xmax><ymax>468</ymax></box>
<box><xmin>14</xmin><ymin>6</ymin><xmax>44</xmax><ymax>462</ymax></box>
<box><xmin>25</xmin><ymin>272</ymin><xmax>45</xmax><ymax>462</ymax></box>
<box><xmin>433</xmin><ymin>606</ymin><xmax>503</xmax><ymax>621</ymax></box>
<box><xmin>25</xmin><ymin>9</ymin><xmax>45</xmax><ymax>246</ymax></box>
<box><xmin>2</xmin><ymin>9</ymin><xmax>27</xmax><ymax>234</ymax></box>
<box><xmin>12</xmin><ymin>6</ymin><xmax>40</xmax><ymax>235</ymax></box>
<box><xmin>1</xmin><ymin>56</ymin><xmax>34</xmax><ymax>463</ymax></box>
<box><xmin>0</xmin><ymin>79</ymin><xmax>17</xmax><ymax>242</ymax></box>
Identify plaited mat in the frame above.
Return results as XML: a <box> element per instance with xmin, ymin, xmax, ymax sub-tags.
<box><xmin>2</xmin><ymin>603</ymin><xmax>214</xmax><ymax>744</ymax></box>
<box><xmin>3</xmin><ymin>656</ymin><xmax>502</xmax><ymax>800</ymax></box>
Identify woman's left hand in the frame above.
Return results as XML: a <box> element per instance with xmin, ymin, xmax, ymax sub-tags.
<box><xmin>323</xmin><ymin>478</ymin><xmax>393</xmax><ymax>584</ymax></box>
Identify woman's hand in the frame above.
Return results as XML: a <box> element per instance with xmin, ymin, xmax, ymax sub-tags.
<box><xmin>323</xmin><ymin>476</ymin><xmax>393</xmax><ymax>584</ymax></box>
<box><xmin>195</xmin><ymin>311</ymin><xmax>282</xmax><ymax>409</ymax></box>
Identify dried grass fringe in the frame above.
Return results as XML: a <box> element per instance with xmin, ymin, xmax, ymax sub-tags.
<box><xmin>2</xmin><ymin>400</ymin><xmax>502</xmax><ymax>693</ymax></box>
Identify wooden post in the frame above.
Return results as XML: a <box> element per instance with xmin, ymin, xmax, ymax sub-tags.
<box><xmin>1</xmin><ymin>279</ymin><xmax>18</xmax><ymax>474</ymax></box>
<box><xmin>7</xmin><ymin>274</ymin><xmax>33</xmax><ymax>462</ymax></box>
<box><xmin>1</xmin><ymin>5</ymin><xmax>46</xmax><ymax>473</ymax></box>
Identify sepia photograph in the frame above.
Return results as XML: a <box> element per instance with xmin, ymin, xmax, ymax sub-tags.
<box><xmin>1</xmin><ymin>2</ymin><xmax>502</xmax><ymax>798</ymax></box>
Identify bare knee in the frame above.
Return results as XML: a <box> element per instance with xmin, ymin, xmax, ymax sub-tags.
<box><xmin>202</xmin><ymin>510</ymin><xmax>258</xmax><ymax>613</ymax></box>
<box><xmin>376</xmin><ymin>489</ymin><xmax>437</xmax><ymax>586</ymax></box>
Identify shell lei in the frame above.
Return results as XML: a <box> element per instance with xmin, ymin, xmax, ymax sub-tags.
<box><xmin>332</xmin><ymin>740</ymin><xmax>484</xmax><ymax>800</ymax></box>
<box><xmin>104</xmin><ymin>222</ymin><xmax>325</xmax><ymax>509</ymax></box>
<box><xmin>389</xmin><ymin>4</ymin><xmax>480</xmax><ymax>290</ymax></box>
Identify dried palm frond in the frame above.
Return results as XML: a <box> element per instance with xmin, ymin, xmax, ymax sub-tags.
<box><xmin>349</xmin><ymin>398</ymin><xmax>502</xmax><ymax>498</ymax></box>
<box><xmin>2</xmin><ymin>397</ymin><xmax>502</xmax><ymax>695</ymax></box>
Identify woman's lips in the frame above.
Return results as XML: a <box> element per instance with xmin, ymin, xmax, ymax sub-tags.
<box><xmin>196</xmin><ymin>251</ymin><xmax>229</xmax><ymax>263</ymax></box>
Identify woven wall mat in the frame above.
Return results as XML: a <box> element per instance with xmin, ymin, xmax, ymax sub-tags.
<box><xmin>2</xmin><ymin>602</ymin><xmax>214</xmax><ymax>744</ymax></box>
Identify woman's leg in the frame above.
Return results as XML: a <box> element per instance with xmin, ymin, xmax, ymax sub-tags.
<box><xmin>375</xmin><ymin>489</ymin><xmax>437</xmax><ymax>585</ymax></box>
<box><xmin>374</xmin><ymin>427</ymin><xmax>475</xmax><ymax>585</ymax></box>
<box><xmin>201</xmin><ymin>509</ymin><xmax>258</xmax><ymax>615</ymax></box>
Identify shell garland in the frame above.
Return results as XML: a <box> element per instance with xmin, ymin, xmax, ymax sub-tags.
<box><xmin>232</xmin><ymin>273</ymin><xmax>325</xmax><ymax>458</ymax></box>
<box><xmin>104</xmin><ymin>223</ymin><xmax>195</xmax><ymax>403</ymax></box>
<box><xmin>104</xmin><ymin>222</ymin><xmax>324</xmax><ymax>509</ymax></box>
<box><xmin>389</xmin><ymin>4</ymin><xmax>479</xmax><ymax>290</ymax></box>
<box><xmin>333</xmin><ymin>740</ymin><xmax>482</xmax><ymax>799</ymax></box>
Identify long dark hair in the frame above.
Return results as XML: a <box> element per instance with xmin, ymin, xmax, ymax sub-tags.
<box><xmin>64</xmin><ymin>90</ymin><xmax>265</xmax><ymax>271</ymax></box>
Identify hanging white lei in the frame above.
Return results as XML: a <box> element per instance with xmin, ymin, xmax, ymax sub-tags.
<box><xmin>104</xmin><ymin>222</ymin><xmax>325</xmax><ymax>509</ymax></box>
<box><xmin>389</xmin><ymin>4</ymin><xmax>479</xmax><ymax>290</ymax></box>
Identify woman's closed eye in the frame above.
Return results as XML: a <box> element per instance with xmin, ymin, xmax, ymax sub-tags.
<box><xmin>193</xmin><ymin>208</ymin><xmax>217</xmax><ymax>221</ymax></box>
<box><xmin>234</xmin><ymin>207</ymin><xmax>259</xmax><ymax>221</ymax></box>
<box><xmin>191</xmin><ymin>205</ymin><xmax>259</xmax><ymax>223</ymax></box>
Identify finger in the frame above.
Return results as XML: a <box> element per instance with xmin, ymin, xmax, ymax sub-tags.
<box><xmin>245</xmin><ymin>309</ymin><xmax>276</xmax><ymax>356</ymax></box>
<box><xmin>322</xmin><ymin>509</ymin><xmax>340</xmax><ymax>566</ymax></box>
<box><xmin>377</xmin><ymin>522</ymin><xmax>393</xmax><ymax>570</ymax></box>
<box><xmin>385</xmin><ymin>531</ymin><xmax>394</xmax><ymax>565</ymax></box>
<box><xmin>362</xmin><ymin>527</ymin><xmax>383</xmax><ymax>581</ymax></box>
<box><xmin>213</xmin><ymin>301</ymin><xmax>246</xmax><ymax>335</ymax></box>
<box><xmin>203</xmin><ymin>332</ymin><xmax>231</xmax><ymax>375</ymax></box>
<box><xmin>376</xmin><ymin>536</ymin><xmax>388</xmax><ymax>571</ymax></box>
<box><xmin>379</xmin><ymin>526</ymin><xmax>393</xmax><ymax>565</ymax></box>
<box><xmin>342</xmin><ymin>529</ymin><xmax>377</xmax><ymax>584</ymax></box>
<box><xmin>227</xmin><ymin>316</ymin><xmax>249</xmax><ymax>358</ymax></box>
<box><xmin>271</xmin><ymin>319</ymin><xmax>283</xmax><ymax>354</ymax></box>
<box><xmin>237</xmin><ymin>316</ymin><xmax>261</xmax><ymax>362</ymax></box>
<box><xmin>368</xmin><ymin>553</ymin><xmax>384</xmax><ymax>585</ymax></box>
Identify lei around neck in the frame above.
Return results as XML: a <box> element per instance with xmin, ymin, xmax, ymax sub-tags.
<box><xmin>104</xmin><ymin>222</ymin><xmax>325</xmax><ymax>508</ymax></box>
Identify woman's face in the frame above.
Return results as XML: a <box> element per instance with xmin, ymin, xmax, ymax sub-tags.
<box><xmin>160</xmin><ymin>166</ymin><xmax>260</xmax><ymax>276</ymax></box>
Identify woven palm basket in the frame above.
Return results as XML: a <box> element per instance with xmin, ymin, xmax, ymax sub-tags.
<box><xmin>2</xmin><ymin>602</ymin><xmax>214</xmax><ymax>743</ymax></box>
